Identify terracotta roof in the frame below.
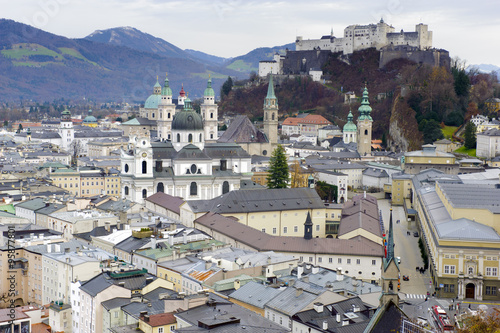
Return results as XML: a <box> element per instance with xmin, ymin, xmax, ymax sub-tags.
<box><xmin>283</xmin><ymin>114</ymin><xmax>332</xmax><ymax>126</ymax></box>
<box><xmin>31</xmin><ymin>323</ymin><xmax>51</xmax><ymax>333</ymax></box>
<box><xmin>0</xmin><ymin>308</ymin><xmax>29</xmax><ymax>322</ymax></box>
<box><xmin>145</xmin><ymin>192</ymin><xmax>184</xmax><ymax>214</ymax></box>
<box><xmin>189</xmin><ymin>269</ymin><xmax>217</xmax><ymax>282</ymax></box>
<box><xmin>195</xmin><ymin>212</ymin><xmax>383</xmax><ymax>257</ymax></box>
<box><xmin>143</xmin><ymin>312</ymin><xmax>176</xmax><ymax>327</ymax></box>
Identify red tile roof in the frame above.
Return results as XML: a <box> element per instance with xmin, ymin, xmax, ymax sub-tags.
<box><xmin>282</xmin><ymin>114</ymin><xmax>332</xmax><ymax>126</ymax></box>
<box><xmin>143</xmin><ymin>312</ymin><xmax>176</xmax><ymax>327</ymax></box>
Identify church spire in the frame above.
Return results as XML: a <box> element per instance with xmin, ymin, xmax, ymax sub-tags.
<box><xmin>358</xmin><ymin>86</ymin><xmax>372</xmax><ymax>121</ymax></box>
<box><xmin>161</xmin><ymin>73</ymin><xmax>172</xmax><ymax>96</ymax></box>
<box><xmin>264</xmin><ymin>73</ymin><xmax>277</xmax><ymax>107</ymax></box>
<box><xmin>386</xmin><ymin>207</ymin><xmax>395</xmax><ymax>262</ymax></box>
<box><xmin>304</xmin><ymin>212</ymin><xmax>313</xmax><ymax>240</ymax></box>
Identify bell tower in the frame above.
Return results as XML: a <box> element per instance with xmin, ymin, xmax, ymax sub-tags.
<box><xmin>263</xmin><ymin>73</ymin><xmax>278</xmax><ymax>145</ymax></box>
<box><xmin>357</xmin><ymin>86</ymin><xmax>373</xmax><ymax>156</ymax></box>
<box><xmin>200</xmin><ymin>76</ymin><xmax>218</xmax><ymax>143</ymax></box>
<box><xmin>157</xmin><ymin>73</ymin><xmax>176</xmax><ymax>140</ymax></box>
<box><xmin>380</xmin><ymin>208</ymin><xmax>400</xmax><ymax>307</ymax></box>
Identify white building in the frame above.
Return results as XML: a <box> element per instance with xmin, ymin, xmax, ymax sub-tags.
<box><xmin>477</xmin><ymin>128</ymin><xmax>500</xmax><ymax>159</ymax></box>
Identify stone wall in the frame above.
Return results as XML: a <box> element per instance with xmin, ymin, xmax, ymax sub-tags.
<box><xmin>379</xmin><ymin>46</ymin><xmax>450</xmax><ymax>69</ymax></box>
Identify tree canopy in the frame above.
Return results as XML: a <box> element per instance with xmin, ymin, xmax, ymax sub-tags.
<box><xmin>464</xmin><ymin>121</ymin><xmax>477</xmax><ymax>149</ymax></box>
<box><xmin>267</xmin><ymin>145</ymin><xmax>289</xmax><ymax>189</ymax></box>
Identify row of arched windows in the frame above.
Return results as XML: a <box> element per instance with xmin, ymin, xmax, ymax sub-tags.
<box><xmin>124</xmin><ymin>181</ymin><xmax>230</xmax><ymax>198</ymax></box>
<box><xmin>176</xmin><ymin>133</ymin><xmax>203</xmax><ymax>143</ymax></box>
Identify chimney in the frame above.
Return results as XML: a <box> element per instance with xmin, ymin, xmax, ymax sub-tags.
<box><xmin>150</xmin><ymin>236</ymin><xmax>156</xmax><ymax>249</ymax></box>
<box><xmin>297</xmin><ymin>264</ymin><xmax>304</xmax><ymax>279</ymax></box>
<box><xmin>363</xmin><ymin>191</ymin><xmax>366</xmax><ymax>199</ymax></box>
<box><xmin>168</xmin><ymin>235</ymin><xmax>174</xmax><ymax>246</ymax></box>
<box><xmin>311</xmin><ymin>265</ymin><xmax>319</xmax><ymax>274</ymax></box>
<box><xmin>47</xmin><ymin>244</ymin><xmax>51</xmax><ymax>253</ymax></box>
<box><xmin>183</xmin><ymin>232</ymin><xmax>187</xmax><ymax>244</ymax></box>
<box><xmin>313</xmin><ymin>302</ymin><xmax>324</xmax><ymax>313</ymax></box>
<box><xmin>322</xmin><ymin>321</ymin><xmax>328</xmax><ymax>330</ymax></box>
<box><xmin>336</xmin><ymin>313</ymin><xmax>341</xmax><ymax>323</ymax></box>
<box><xmin>39</xmin><ymin>233</ymin><xmax>44</xmax><ymax>240</ymax></box>
<box><xmin>234</xmin><ymin>279</ymin><xmax>241</xmax><ymax>290</ymax></box>
<box><xmin>295</xmin><ymin>288</ymin><xmax>303</xmax><ymax>297</ymax></box>
<box><xmin>64</xmin><ymin>247</ymin><xmax>70</xmax><ymax>253</ymax></box>
<box><xmin>205</xmin><ymin>260</ymin><xmax>212</xmax><ymax>270</ymax></box>
<box><xmin>336</xmin><ymin>268</ymin><xmax>344</xmax><ymax>281</ymax></box>
<box><xmin>144</xmin><ymin>315</ymin><xmax>150</xmax><ymax>322</ymax></box>
<box><xmin>303</xmin><ymin>275</ymin><xmax>309</xmax><ymax>283</ymax></box>
<box><xmin>105</xmin><ymin>222</ymin><xmax>110</xmax><ymax>232</ymax></box>
<box><xmin>342</xmin><ymin>320</ymin><xmax>349</xmax><ymax>326</ymax></box>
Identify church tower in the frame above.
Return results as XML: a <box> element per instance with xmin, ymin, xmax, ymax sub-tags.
<box><xmin>356</xmin><ymin>86</ymin><xmax>373</xmax><ymax>156</ymax></box>
<box><xmin>263</xmin><ymin>73</ymin><xmax>279</xmax><ymax>145</ymax></box>
<box><xmin>200</xmin><ymin>76</ymin><xmax>218</xmax><ymax>143</ymax></box>
<box><xmin>157</xmin><ymin>74</ymin><xmax>176</xmax><ymax>140</ymax></box>
<box><xmin>59</xmin><ymin>109</ymin><xmax>74</xmax><ymax>151</ymax></box>
<box><xmin>343</xmin><ymin>109</ymin><xmax>357</xmax><ymax>144</ymax></box>
<box><xmin>380</xmin><ymin>208</ymin><xmax>400</xmax><ymax>307</ymax></box>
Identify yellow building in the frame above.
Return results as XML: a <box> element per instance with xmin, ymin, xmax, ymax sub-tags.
<box><xmin>82</xmin><ymin>109</ymin><xmax>99</xmax><ymax>127</ymax></box>
<box><xmin>485</xmin><ymin>97</ymin><xmax>500</xmax><ymax>113</ymax></box>
<box><xmin>403</xmin><ymin>144</ymin><xmax>458</xmax><ymax>175</ymax></box>
<box><xmin>139</xmin><ymin>313</ymin><xmax>176</xmax><ymax>333</ymax></box>
<box><xmin>390</xmin><ymin>173</ymin><xmax>413</xmax><ymax>206</ymax></box>
<box><xmin>411</xmin><ymin>169</ymin><xmax>500</xmax><ymax>300</ymax></box>
<box><xmin>51</xmin><ymin>168</ymin><xmax>81</xmax><ymax>196</ymax></box>
<box><xmin>180</xmin><ymin>188</ymin><xmax>342</xmax><ymax>238</ymax></box>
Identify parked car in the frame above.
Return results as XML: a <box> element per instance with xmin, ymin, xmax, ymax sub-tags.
<box><xmin>413</xmin><ymin>231</ymin><xmax>419</xmax><ymax>237</ymax></box>
<box><xmin>396</xmin><ymin>256</ymin><xmax>401</xmax><ymax>264</ymax></box>
<box><xmin>403</xmin><ymin>275</ymin><xmax>409</xmax><ymax>281</ymax></box>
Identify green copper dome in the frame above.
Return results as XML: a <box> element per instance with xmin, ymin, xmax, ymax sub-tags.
<box><xmin>358</xmin><ymin>86</ymin><xmax>373</xmax><ymax>121</ymax></box>
<box><xmin>144</xmin><ymin>94</ymin><xmax>162</xmax><ymax>109</ymax></box>
<box><xmin>343</xmin><ymin>110</ymin><xmax>357</xmax><ymax>132</ymax></box>
<box><xmin>172</xmin><ymin>97</ymin><xmax>203</xmax><ymax>131</ymax></box>
<box><xmin>83</xmin><ymin>115</ymin><xmax>97</xmax><ymax>123</ymax></box>
<box><xmin>204</xmin><ymin>77</ymin><xmax>215</xmax><ymax>97</ymax></box>
<box><xmin>161</xmin><ymin>75</ymin><xmax>173</xmax><ymax>96</ymax></box>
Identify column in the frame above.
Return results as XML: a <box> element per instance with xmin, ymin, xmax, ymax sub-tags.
<box><xmin>458</xmin><ymin>250</ymin><xmax>464</xmax><ymax>274</ymax></box>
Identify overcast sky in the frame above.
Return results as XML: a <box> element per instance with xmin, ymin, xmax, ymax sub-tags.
<box><xmin>3</xmin><ymin>0</ymin><xmax>499</xmax><ymax>67</ymax></box>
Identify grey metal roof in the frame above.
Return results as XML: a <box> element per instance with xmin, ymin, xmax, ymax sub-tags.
<box><xmin>100</xmin><ymin>297</ymin><xmax>131</xmax><ymax>311</ymax></box>
<box><xmin>437</xmin><ymin>218</ymin><xmax>500</xmax><ymax>241</ymax></box>
<box><xmin>121</xmin><ymin>299</ymin><xmax>165</xmax><ymax>319</ymax></box>
<box><xmin>306</xmin><ymin>269</ymin><xmax>381</xmax><ymax>295</ymax></box>
<box><xmin>80</xmin><ymin>270</ymin><xmax>156</xmax><ymax>297</ymax></box>
<box><xmin>204</xmin><ymin>142</ymin><xmax>252</xmax><ymax>158</ymax></box>
<box><xmin>437</xmin><ymin>182</ymin><xmax>500</xmax><ymax>213</ymax></box>
<box><xmin>229</xmin><ymin>281</ymin><xmax>284</xmax><ymax>309</ymax></box>
<box><xmin>187</xmin><ymin>188</ymin><xmax>326</xmax><ymax>214</ymax></box>
<box><xmin>174</xmin><ymin>144</ymin><xmax>212</xmax><ymax>160</ymax></box>
<box><xmin>265</xmin><ymin>287</ymin><xmax>318</xmax><ymax>316</ymax></box>
<box><xmin>217</xmin><ymin>115</ymin><xmax>268</xmax><ymax>144</ymax></box>
<box><xmin>362</xmin><ymin>168</ymin><xmax>389</xmax><ymax>178</ymax></box>
<box><xmin>114</xmin><ymin>236</ymin><xmax>150</xmax><ymax>253</ymax></box>
<box><xmin>14</xmin><ymin>197</ymin><xmax>46</xmax><ymax>211</ymax></box>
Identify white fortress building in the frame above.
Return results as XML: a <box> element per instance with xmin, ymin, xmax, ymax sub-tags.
<box><xmin>296</xmin><ymin>19</ymin><xmax>432</xmax><ymax>54</ymax></box>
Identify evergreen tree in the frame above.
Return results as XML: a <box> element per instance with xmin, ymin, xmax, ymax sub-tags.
<box><xmin>220</xmin><ymin>76</ymin><xmax>233</xmax><ymax>99</ymax></box>
<box><xmin>464</xmin><ymin>121</ymin><xmax>477</xmax><ymax>149</ymax></box>
<box><xmin>267</xmin><ymin>145</ymin><xmax>289</xmax><ymax>189</ymax></box>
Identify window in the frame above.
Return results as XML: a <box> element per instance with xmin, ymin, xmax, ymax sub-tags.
<box><xmin>190</xmin><ymin>182</ymin><xmax>198</xmax><ymax>196</ymax></box>
<box><xmin>283</xmin><ymin>227</ymin><xmax>288</xmax><ymax>234</ymax></box>
<box><xmin>124</xmin><ymin>186</ymin><xmax>129</xmax><ymax>195</ymax></box>
<box><xmin>222</xmin><ymin>181</ymin><xmax>229</xmax><ymax>194</ymax></box>
<box><xmin>338</xmin><ymin>258</ymin><xmax>342</xmax><ymax>264</ymax></box>
<box><xmin>294</xmin><ymin>226</ymin><xmax>298</xmax><ymax>233</ymax></box>
<box><xmin>486</xmin><ymin>267</ymin><xmax>498</xmax><ymax>276</ymax></box>
<box><xmin>142</xmin><ymin>161</ymin><xmax>147</xmax><ymax>174</ymax></box>
<box><xmin>177</xmin><ymin>133</ymin><xmax>180</xmax><ymax>142</ymax></box>
<box><xmin>486</xmin><ymin>286</ymin><xmax>497</xmax><ymax>295</ymax></box>
<box><xmin>157</xmin><ymin>182</ymin><xmax>164</xmax><ymax>193</ymax></box>
<box><xmin>318</xmin><ymin>257</ymin><xmax>322</xmax><ymax>263</ymax></box>
<box><xmin>356</xmin><ymin>259</ymin><xmax>361</xmax><ymax>265</ymax></box>
<box><xmin>347</xmin><ymin>259</ymin><xmax>351</xmax><ymax>264</ymax></box>
<box><xmin>316</xmin><ymin>225</ymin><xmax>320</xmax><ymax>231</ymax></box>
<box><xmin>468</xmin><ymin>267</ymin><xmax>474</xmax><ymax>275</ymax></box>
<box><xmin>272</xmin><ymin>228</ymin><xmax>277</xmax><ymax>234</ymax></box>
<box><xmin>261</xmin><ymin>228</ymin><xmax>266</xmax><ymax>233</ymax></box>
<box><xmin>142</xmin><ymin>189</ymin><xmax>147</xmax><ymax>198</ymax></box>
<box><xmin>444</xmin><ymin>265</ymin><xmax>456</xmax><ymax>274</ymax></box>
<box><xmin>444</xmin><ymin>284</ymin><xmax>455</xmax><ymax>293</ymax></box>
<box><xmin>309</xmin><ymin>257</ymin><xmax>313</xmax><ymax>262</ymax></box>
<box><xmin>372</xmin><ymin>260</ymin><xmax>376</xmax><ymax>265</ymax></box>
<box><xmin>188</xmin><ymin>133</ymin><xmax>193</xmax><ymax>142</ymax></box>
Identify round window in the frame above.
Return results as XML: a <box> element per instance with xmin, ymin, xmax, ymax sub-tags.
<box><xmin>190</xmin><ymin>164</ymin><xmax>197</xmax><ymax>174</ymax></box>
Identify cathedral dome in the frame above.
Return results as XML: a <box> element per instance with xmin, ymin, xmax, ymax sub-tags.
<box><xmin>343</xmin><ymin>110</ymin><xmax>357</xmax><ymax>132</ymax></box>
<box><xmin>172</xmin><ymin>97</ymin><xmax>203</xmax><ymax>131</ymax></box>
<box><xmin>144</xmin><ymin>93</ymin><xmax>162</xmax><ymax>109</ymax></box>
<box><xmin>83</xmin><ymin>115</ymin><xmax>97</xmax><ymax>123</ymax></box>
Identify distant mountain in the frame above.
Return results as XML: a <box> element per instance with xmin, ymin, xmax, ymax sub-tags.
<box><xmin>468</xmin><ymin>64</ymin><xmax>500</xmax><ymax>79</ymax></box>
<box><xmin>184</xmin><ymin>49</ymin><xmax>227</xmax><ymax>66</ymax></box>
<box><xmin>0</xmin><ymin>19</ymin><xmax>243</xmax><ymax>102</ymax></box>
<box><xmin>223</xmin><ymin>43</ymin><xmax>295</xmax><ymax>74</ymax></box>
<box><xmin>85</xmin><ymin>26</ymin><xmax>192</xmax><ymax>60</ymax></box>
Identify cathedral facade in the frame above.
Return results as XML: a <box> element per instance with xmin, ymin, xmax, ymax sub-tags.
<box><xmin>120</xmin><ymin>76</ymin><xmax>278</xmax><ymax>203</ymax></box>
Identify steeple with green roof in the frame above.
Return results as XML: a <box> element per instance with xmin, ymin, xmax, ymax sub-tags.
<box><xmin>343</xmin><ymin>109</ymin><xmax>357</xmax><ymax>132</ymax></box>
<box><xmin>263</xmin><ymin>73</ymin><xmax>279</xmax><ymax>145</ymax></box>
<box><xmin>204</xmin><ymin>76</ymin><xmax>215</xmax><ymax>97</ymax></box>
<box><xmin>161</xmin><ymin>73</ymin><xmax>172</xmax><ymax>96</ymax></box>
<box><xmin>264</xmin><ymin>73</ymin><xmax>278</xmax><ymax>108</ymax></box>
<box><xmin>358</xmin><ymin>86</ymin><xmax>372</xmax><ymax>121</ymax></box>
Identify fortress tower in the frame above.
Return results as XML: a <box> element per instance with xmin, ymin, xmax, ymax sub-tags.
<box><xmin>263</xmin><ymin>73</ymin><xmax>279</xmax><ymax>145</ymax></box>
<box><xmin>357</xmin><ymin>87</ymin><xmax>373</xmax><ymax>156</ymax></box>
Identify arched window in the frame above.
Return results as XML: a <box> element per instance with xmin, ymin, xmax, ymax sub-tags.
<box><xmin>142</xmin><ymin>161</ymin><xmax>147</xmax><ymax>174</ymax></box>
<box><xmin>124</xmin><ymin>164</ymin><xmax>129</xmax><ymax>173</ymax></box>
<box><xmin>142</xmin><ymin>189</ymin><xmax>147</xmax><ymax>198</ymax></box>
<box><xmin>124</xmin><ymin>186</ymin><xmax>129</xmax><ymax>195</ymax></box>
<box><xmin>199</xmin><ymin>134</ymin><xmax>202</xmax><ymax>142</ymax></box>
<box><xmin>272</xmin><ymin>113</ymin><xmax>275</xmax><ymax>120</ymax></box>
<box><xmin>168</xmin><ymin>113</ymin><xmax>171</xmax><ymax>119</ymax></box>
<box><xmin>364</xmin><ymin>129</ymin><xmax>368</xmax><ymax>135</ymax></box>
<box><xmin>190</xmin><ymin>182</ymin><xmax>197</xmax><ymax>196</ymax></box>
<box><xmin>222</xmin><ymin>181</ymin><xmax>229</xmax><ymax>194</ymax></box>
<box><xmin>152</xmin><ymin>113</ymin><xmax>155</xmax><ymax>119</ymax></box>
<box><xmin>167</xmin><ymin>134</ymin><xmax>171</xmax><ymax>140</ymax></box>
<box><xmin>210</xmin><ymin>112</ymin><xmax>213</xmax><ymax>119</ymax></box>
<box><xmin>188</xmin><ymin>134</ymin><xmax>193</xmax><ymax>142</ymax></box>
<box><xmin>157</xmin><ymin>182</ymin><xmax>164</xmax><ymax>193</ymax></box>
<box><xmin>177</xmin><ymin>134</ymin><xmax>180</xmax><ymax>142</ymax></box>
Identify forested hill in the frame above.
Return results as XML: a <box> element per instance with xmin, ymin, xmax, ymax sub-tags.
<box><xmin>220</xmin><ymin>48</ymin><xmax>495</xmax><ymax>150</ymax></box>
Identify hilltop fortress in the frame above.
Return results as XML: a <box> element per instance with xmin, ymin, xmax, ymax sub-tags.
<box><xmin>295</xmin><ymin>19</ymin><xmax>432</xmax><ymax>54</ymax></box>
<box><xmin>259</xmin><ymin>20</ymin><xmax>449</xmax><ymax>78</ymax></box>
